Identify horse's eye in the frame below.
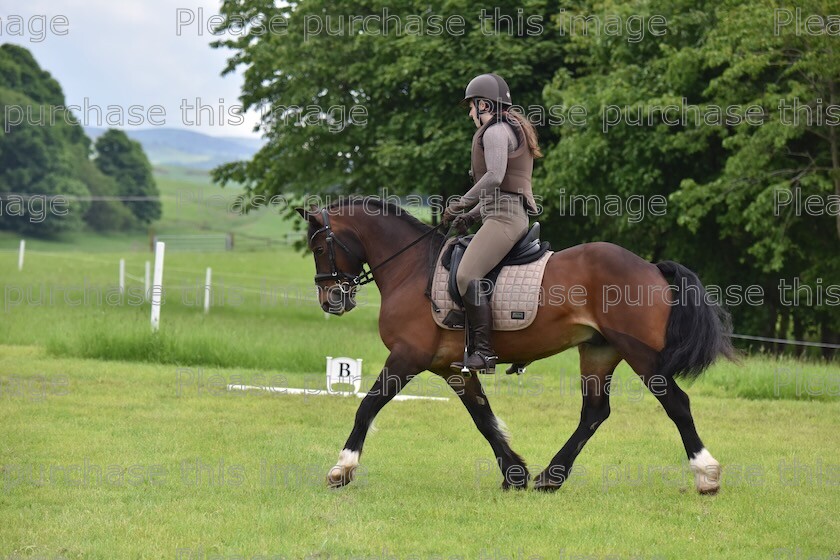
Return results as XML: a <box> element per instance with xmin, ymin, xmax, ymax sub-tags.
<box><xmin>314</xmin><ymin>247</ymin><xmax>325</xmax><ymax>256</ymax></box>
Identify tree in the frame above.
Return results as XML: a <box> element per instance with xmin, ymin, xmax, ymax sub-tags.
<box><xmin>540</xmin><ymin>0</ymin><xmax>838</xmax><ymax>354</ymax></box>
<box><xmin>94</xmin><ymin>129</ymin><xmax>161</xmax><ymax>224</ymax></box>
<box><xmin>0</xmin><ymin>43</ymin><xmax>64</xmax><ymax>105</ymax></box>
<box><xmin>210</xmin><ymin>0</ymin><xmax>565</xmax><ymax>218</ymax></box>
<box><xmin>0</xmin><ymin>45</ymin><xmax>90</xmax><ymax>236</ymax></box>
<box><xmin>76</xmin><ymin>156</ymin><xmax>138</xmax><ymax>232</ymax></box>
<box><xmin>211</xmin><ymin>1</ymin><xmax>837</xmax><ymax>355</ymax></box>
<box><xmin>672</xmin><ymin>0</ymin><xmax>840</xmax><ymax>352</ymax></box>
<box><xmin>0</xmin><ymin>44</ymin><xmax>148</xmax><ymax>236</ymax></box>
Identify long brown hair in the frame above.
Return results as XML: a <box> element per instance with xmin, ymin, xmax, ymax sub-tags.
<box><xmin>504</xmin><ymin>108</ymin><xmax>543</xmax><ymax>159</ymax></box>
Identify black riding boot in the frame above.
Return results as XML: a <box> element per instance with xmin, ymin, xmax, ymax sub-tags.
<box><xmin>451</xmin><ymin>279</ymin><xmax>497</xmax><ymax>374</ymax></box>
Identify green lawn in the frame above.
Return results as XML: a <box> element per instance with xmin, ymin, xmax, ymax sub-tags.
<box><xmin>1</xmin><ymin>246</ymin><xmax>839</xmax><ymax>559</ymax></box>
<box><xmin>1</xmin><ymin>344</ymin><xmax>838</xmax><ymax>559</ymax></box>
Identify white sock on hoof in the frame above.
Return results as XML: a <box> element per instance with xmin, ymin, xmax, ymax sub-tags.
<box><xmin>328</xmin><ymin>449</ymin><xmax>359</xmax><ymax>484</ymax></box>
<box><xmin>690</xmin><ymin>448</ymin><xmax>721</xmax><ymax>493</ymax></box>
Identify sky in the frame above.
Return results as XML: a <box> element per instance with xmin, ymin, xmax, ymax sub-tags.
<box><xmin>1</xmin><ymin>0</ymin><xmax>262</xmax><ymax>138</ymax></box>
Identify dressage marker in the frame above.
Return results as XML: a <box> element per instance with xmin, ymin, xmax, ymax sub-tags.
<box><xmin>226</xmin><ymin>356</ymin><xmax>449</xmax><ymax>402</ymax></box>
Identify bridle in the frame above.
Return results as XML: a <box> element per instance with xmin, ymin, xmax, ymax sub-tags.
<box><xmin>309</xmin><ymin>208</ymin><xmax>369</xmax><ymax>292</ymax></box>
<box><xmin>309</xmin><ymin>208</ymin><xmax>443</xmax><ymax>292</ymax></box>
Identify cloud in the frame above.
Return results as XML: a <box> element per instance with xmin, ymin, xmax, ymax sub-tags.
<box><xmin>1</xmin><ymin>0</ymin><xmax>261</xmax><ymax>137</ymax></box>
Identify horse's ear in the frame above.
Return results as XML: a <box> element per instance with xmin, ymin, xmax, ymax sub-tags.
<box><xmin>295</xmin><ymin>206</ymin><xmax>321</xmax><ymax>223</ymax></box>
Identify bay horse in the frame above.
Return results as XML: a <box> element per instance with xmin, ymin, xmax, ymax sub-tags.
<box><xmin>296</xmin><ymin>197</ymin><xmax>734</xmax><ymax>494</ymax></box>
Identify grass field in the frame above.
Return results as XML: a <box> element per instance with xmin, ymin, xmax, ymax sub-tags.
<box><xmin>1</xmin><ymin>169</ymin><xmax>839</xmax><ymax>559</ymax></box>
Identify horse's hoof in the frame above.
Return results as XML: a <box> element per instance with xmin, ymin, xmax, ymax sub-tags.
<box><xmin>326</xmin><ymin>466</ymin><xmax>353</xmax><ymax>488</ymax></box>
<box><xmin>533</xmin><ymin>472</ymin><xmax>564</xmax><ymax>492</ymax></box>
<box><xmin>326</xmin><ymin>449</ymin><xmax>359</xmax><ymax>488</ymax></box>
<box><xmin>690</xmin><ymin>449</ymin><xmax>721</xmax><ymax>495</ymax></box>
<box><xmin>694</xmin><ymin>469</ymin><xmax>721</xmax><ymax>494</ymax></box>
<box><xmin>501</xmin><ymin>473</ymin><xmax>529</xmax><ymax>491</ymax></box>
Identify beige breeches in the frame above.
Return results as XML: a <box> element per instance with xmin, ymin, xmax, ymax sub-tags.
<box><xmin>456</xmin><ymin>193</ymin><xmax>529</xmax><ymax>295</ymax></box>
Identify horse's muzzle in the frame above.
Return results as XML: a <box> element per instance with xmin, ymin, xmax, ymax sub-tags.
<box><xmin>320</xmin><ymin>286</ymin><xmax>357</xmax><ymax>315</ymax></box>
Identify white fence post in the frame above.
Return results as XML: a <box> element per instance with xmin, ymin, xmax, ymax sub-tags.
<box><xmin>119</xmin><ymin>258</ymin><xmax>125</xmax><ymax>297</ymax></box>
<box><xmin>18</xmin><ymin>240</ymin><xmax>25</xmax><ymax>271</ymax></box>
<box><xmin>204</xmin><ymin>267</ymin><xmax>212</xmax><ymax>314</ymax></box>
<box><xmin>150</xmin><ymin>242</ymin><xmax>165</xmax><ymax>332</ymax></box>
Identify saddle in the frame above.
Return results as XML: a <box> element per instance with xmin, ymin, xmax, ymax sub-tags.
<box><xmin>442</xmin><ymin>222</ymin><xmax>551</xmax><ymax>307</ymax></box>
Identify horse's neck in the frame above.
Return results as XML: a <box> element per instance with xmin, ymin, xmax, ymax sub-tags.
<box><xmin>355</xmin><ymin>215</ymin><xmax>431</xmax><ymax>297</ymax></box>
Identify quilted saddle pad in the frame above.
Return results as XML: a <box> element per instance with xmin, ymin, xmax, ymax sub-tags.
<box><xmin>429</xmin><ymin>241</ymin><xmax>553</xmax><ymax>331</ymax></box>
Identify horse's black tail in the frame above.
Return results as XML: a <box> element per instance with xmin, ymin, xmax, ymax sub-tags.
<box><xmin>655</xmin><ymin>261</ymin><xmax>736</xmax><ymax>380</ymax></box>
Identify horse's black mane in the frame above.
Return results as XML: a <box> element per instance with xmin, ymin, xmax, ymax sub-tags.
<box><xmin>327</xmin><ymin>196</ymin><xmax>440</xmax><ymax>237</ymax></box>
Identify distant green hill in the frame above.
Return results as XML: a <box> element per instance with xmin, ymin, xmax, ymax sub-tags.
<box><xmin>85</xmin><ymin>127</ymin><xmax>264</xmax><ymax>170</ymax></box>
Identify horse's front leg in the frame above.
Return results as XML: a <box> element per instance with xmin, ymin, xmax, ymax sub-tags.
<box><xmin>327</xmin><ymin>350</ymin><xmax>423</xmax><ymax>488</ymax></box>
<box><xmin>445</xmin><ymin>373</ymin><xmax>529</xmax><ymax>489</ymax></box>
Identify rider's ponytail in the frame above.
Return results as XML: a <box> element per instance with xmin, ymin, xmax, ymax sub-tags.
<box><xmin>503</xmin><ymin>108</ymin><xmax>543</xmax><ymax>159</ymax></box>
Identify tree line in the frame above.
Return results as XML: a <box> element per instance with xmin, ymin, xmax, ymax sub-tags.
<box><xmin>0</xmin><ymin>44</ymin><xmax>161</xmax><ymax>236</ymax></box>
<box><xmin>211</xmin><ymin>0</ymin><xmax>838</xmax><ymax>356</ymax></box>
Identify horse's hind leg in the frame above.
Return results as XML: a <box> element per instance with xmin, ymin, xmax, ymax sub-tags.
<box><xmin>597</xmin><ymin>326</ymin><xmax>721</xmax><ymax>494</ymax></box>
<box><xmin>534</xmin><ymin>342</ymin><xmax>620</xmax><ymax>492</ymax></box>
<box><xmin>445</xmin><ymin>373</ymin><xmax>529</xmax><ymax>489</ymax></box>
<box><xmin>638</xmin><ymin>372</ymin><xmax>721</xmax><ymax>494</ymax></box>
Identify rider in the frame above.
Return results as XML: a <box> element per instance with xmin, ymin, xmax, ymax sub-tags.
<box><xmin>442</xmin><ymin>73</ymin><xmax>542</xmax><ymax>374</ymax></box>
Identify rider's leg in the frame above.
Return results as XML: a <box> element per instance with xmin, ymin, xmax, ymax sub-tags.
<box><xmin>458</xmin><ymin>278</ymin><xmax>497</xmax><ymax>373</ymax></box>
<box><xmin>452</xmin><ymin>196</ymin><xmax>527</xmax><ymax>373</ymax></box>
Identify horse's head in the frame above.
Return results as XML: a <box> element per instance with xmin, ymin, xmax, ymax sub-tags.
<box><xmin>296</xmin><ymin>205</ymin><xmax>366</xmax><ymax>315</ymax></box>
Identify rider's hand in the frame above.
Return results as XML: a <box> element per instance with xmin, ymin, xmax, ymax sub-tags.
<box><xmin>451</xmin><ymin>213</ymin><xmax>476</xmax><ymax>234</ymax></box>
<box><xmin>441</xmin><ymin>206</ymin><xmax>458</xmax><ymax>227</ymax></box>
